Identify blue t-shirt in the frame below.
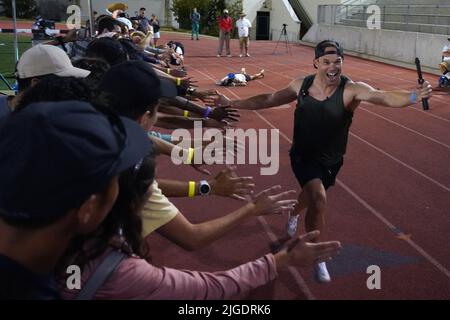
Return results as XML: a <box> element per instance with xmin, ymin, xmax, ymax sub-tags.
<box><xmin>0</xmin><ymin>95</ymin><xmax>11</xmax><ymax>119</ymax></box>
<box><xmin>0</xmin><ymin>254</ymin><xmax>60</xmax><ymax>300</ymax></box>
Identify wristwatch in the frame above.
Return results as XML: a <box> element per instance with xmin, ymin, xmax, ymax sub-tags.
<box><xmin>198</xmin><ymin>180</ymin><xmax>211</xmax><ymax>196</ymax></box>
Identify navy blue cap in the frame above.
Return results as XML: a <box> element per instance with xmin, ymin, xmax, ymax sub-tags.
<box><xmin>315</xmin><ymin>40</ymin><xmax>344</xmax><ymax>59</ymax></box>
<box><xmin>99</xmin><ymin>60</ymin><xmax>177</xmax><ymax>111</ymax></box>
<box><xmin>0</xmin><ymin>100</ymin><xmax>151</xmax><ymax>223</ymax></box>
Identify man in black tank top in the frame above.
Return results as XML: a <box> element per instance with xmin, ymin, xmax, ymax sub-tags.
<box><xmin>216</xmin><ymin>40</ymin><xmax>433</xmax><ymax>283</ymax></box>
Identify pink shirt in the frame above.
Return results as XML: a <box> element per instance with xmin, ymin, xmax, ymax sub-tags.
<box><xmin>60</xmin><ymin>249</ymin><xmax>278</xmax><ymax>299</ymax></box>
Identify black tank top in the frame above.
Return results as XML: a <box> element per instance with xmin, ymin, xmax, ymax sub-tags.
<box><xmin>291</xmin><ymin>75</ymin><xmax>353</xmax><ymax>166</ymax></box>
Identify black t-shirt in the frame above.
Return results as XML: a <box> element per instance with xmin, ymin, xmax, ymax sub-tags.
<box><xmin>0</xmin><ymin>254</ymin><xmax>60</xmax><ymax>300</ymax></box>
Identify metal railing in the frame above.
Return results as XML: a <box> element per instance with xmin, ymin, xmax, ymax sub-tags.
<box><xmin>318</xmin><ymin>4</ymin><xmax>450</xmax><ymax>35</ymax></box>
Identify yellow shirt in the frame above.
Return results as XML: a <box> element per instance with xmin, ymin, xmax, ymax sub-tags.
<box><xmin>141</xmin><ymin>180</ymin><xmax>178</xmax><ymax>236</ymax></box>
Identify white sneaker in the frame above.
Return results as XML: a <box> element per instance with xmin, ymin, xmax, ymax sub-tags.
<box><xmin>286</xmin><ymin>214</ymin><xmax>299</xmax><ymax>237</ymax></box>
<box><xmin>246</xmin><ymin>53</ymin><xmax>251</xmax><ymax>57</ymax></box>
<box><xmin>239</xmin><ymin>54</ymin><xmax>243</xmax><ymax>57</ymax></box>
<box><xmin>216</xmin><ymin>54</ymin><xmax>221</xmax><ymax>58</ymax></box>
<box><xmin>314</xmin><ymin>262</ymin><xmax>331</xmax><ymax>283</ymax></box>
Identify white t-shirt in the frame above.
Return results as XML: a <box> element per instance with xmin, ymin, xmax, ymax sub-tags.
<box><xmin>236</xmin><ymin>18</ymin><xmax>252</xmax><ymax>38</ymax></box>
<box><xmin>443</xmin><ymin>44</ymin><xmax>450</xmax><ymax>61</ymax></box>
<box><xmin>234</xmin><ymin>73</ymin><xmax>247</xmax><ymax>82</ymax></box>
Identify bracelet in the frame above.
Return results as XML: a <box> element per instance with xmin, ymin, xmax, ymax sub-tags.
<box><xmin>188</xmin><ymin>181</ymin><xmax>196</xmax><ymax>197</ymax></box>
<box><xmin>183</xmin><ymin>110</ymin><xmax>189</xmax><ymax>118</ymax></box>
<box><xmin>176</xmin><ymin>78</ymin><xmax>181</xmax><ymax>86</ymax></box>
<box><xmin>410</xmin><ymin>91</ymin><xmax>417</xmax><ymax>104</ymax></box>
<box><xmin>203</xmin><ymin>106</ymin><xmax>213</xmax><ymax>118</ymax></box>
<box><xmin>185</xmin><ymin>147</ymin><xmax>194</xmax><ymax>164</ymax></box>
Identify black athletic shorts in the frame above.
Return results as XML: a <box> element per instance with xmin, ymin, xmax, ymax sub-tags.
<box><xmin>289</xmin><ymin>153</ymin><xmax>343</xmax><ymax>190</ymax></box>
<box><xmin>244</xmin><ymin>74</ymin><xmax>251</xmax><ymax>81</ymax></box>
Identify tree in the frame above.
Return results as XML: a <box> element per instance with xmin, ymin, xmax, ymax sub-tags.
<box><xmin>3</xmin><ymin>0</ymin><xmax>38</xmax><ymax>19</ymax></box>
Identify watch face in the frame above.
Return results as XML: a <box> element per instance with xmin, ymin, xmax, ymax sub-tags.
<box><xmin>200</xmin><ymin>183</ymin><xmax>210</xmax><ymax>194</ymax></box>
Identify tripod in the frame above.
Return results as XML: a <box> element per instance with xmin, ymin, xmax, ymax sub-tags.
<box><xmin>272</xmin><ymin>24</ymin><xmax>292</xmax><ymax>55</ymax></box>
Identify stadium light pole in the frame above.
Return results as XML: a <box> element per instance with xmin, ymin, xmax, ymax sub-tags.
<box><xmin>12</xmin><ymin>0</ymin><xmax>19</xmax><ymax>63</ymax></box>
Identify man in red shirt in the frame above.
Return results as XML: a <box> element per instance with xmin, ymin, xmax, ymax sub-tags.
<box><xmin>217</xmin><ymin>9</ymin><xmax>233</xmax><ymax>57</ymax></box>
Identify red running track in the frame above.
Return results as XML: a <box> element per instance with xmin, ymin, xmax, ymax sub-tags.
<box><xmin>149</xmin><ymin>32</ymin><xmax>450</xmax><ymax>300</ymax></box>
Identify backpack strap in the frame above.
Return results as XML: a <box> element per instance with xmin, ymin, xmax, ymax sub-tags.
<box><xmin>75</xmin><ymin>250</ymin><xmax>126</xmax><ymax>300</ymax></box>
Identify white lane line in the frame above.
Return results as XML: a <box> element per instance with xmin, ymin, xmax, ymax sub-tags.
<box><xmin>349</xmin><ymin>132</ymin><xmax>450</xmax><ymax>192</ymax></box>
<box><xmin>359</xmin><ymin>106</ymin><xmax>450</xmax><ymax>149</ymax></box>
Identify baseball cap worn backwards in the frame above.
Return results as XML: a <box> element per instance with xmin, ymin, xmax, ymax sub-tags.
<box><xmin>315</xmin><ymin>40</ymin><xmax>344</xmax><ymax>59</ymax></box>
<box><xmin>0</xmin><ymin>101</ymin><xmax>150</xmax><ymax>224</ymax></box>
<box><xmin>17</xmin><ymin>45</ymin><xmax>90</xmax><ymax>79</ymax></box>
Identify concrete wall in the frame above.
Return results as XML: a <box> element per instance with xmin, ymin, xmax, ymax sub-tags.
<box><xmin>301</xmin><ymin>0</ymin><xmax>340</xmax><ymax>23</ymax></box>
<box><xmin>270</xmin><ymin>0</ymin><xmax>301</xmax><ymax>41</ymax></box>
<box><xmin>303</xmin><ymin>23</ymin><xmax>446</xmax><ymax>69</ymax></box>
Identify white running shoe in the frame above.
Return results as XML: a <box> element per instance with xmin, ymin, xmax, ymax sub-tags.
<box><xmin>286</xmin><ymin>214</ymin><xmax>299</xmax><ymax>237</ymax></box>
<box><xmin>314</xmin><ymin>262</ymin><xmax>331</xmax><ymax>283</ymax></box>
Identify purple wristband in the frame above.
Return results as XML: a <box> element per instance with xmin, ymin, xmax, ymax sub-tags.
<box><xmin>203</xmin><ymin>106</ymin><xmax>213</xmax><ymax>118</ymax></box>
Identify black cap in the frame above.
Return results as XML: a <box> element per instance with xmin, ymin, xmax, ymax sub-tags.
<box><xmin>0</xmin><ymin>101</ymin><xmax>151</xmax><ymax>223</ymax></box>
<box><xmin>315</xmin><ymin>40</ymin><xmax>344</xmax><ymax>59</ymax></box>
<box><xmin>99</xmin><ymin>60</ymin><xmax>177</xmax><ymax>111</ymax></box>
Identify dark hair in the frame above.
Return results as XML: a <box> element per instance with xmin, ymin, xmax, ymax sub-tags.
<box><xmin>86</xmin><ymin>37</ymin><xmax>128</xmax><ymax>66</ymax></box>
<box><xmin>72</xmin><ymin>57</ymin><xmax>111</xmax><ymax>89</ymax></box>
<box><xmin>58</xmin><ymin>150</ymin><xmax>156</xmax><ymax>274</ymax></box>
<box><xmin>118</xmin><ymin>38</ymin><xmax>143</xmax><ymax>61</ymax></box>
<box><xmin>14</xmin><ymin>77</ymin><xmax>93</xmax><ymax>112</ymax></box>
<box><xmin>16</xmin><ymin>74</ymin><xmax>59</xmax><ymax>92</ymax></box>
<box><xmin>139</xmin><ymin>7</ymin><xmax>146</xmax><ymax>11</ymax></box>
<box><xmin>97</xmin><ymin>15</ymin><xmax>120</xmax><ymax>33</ymax></box>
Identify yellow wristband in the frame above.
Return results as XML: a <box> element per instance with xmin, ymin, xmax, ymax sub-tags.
<box><xmin>167</xmin><ymin>68</ymin><xmax>170</xmax><ymax>74</ymax></box>
<box><xmin>188</xmin><ymin>181</ymin><xmax>196</xmax><ymax>198</ymax></box>
<box><xmin>185</xmin><ymin>147</ymin><xmax>194</xmax><ymax>164</ymax></box>
<box><xmin>176</xmin><ymin>78</ymin><xmax>181</xmax><ymax>86</ymax></box>
<box><xmin>183</xmin><ymin>110</ymin><xmax>189</xmax><ymax>118</ymax></box>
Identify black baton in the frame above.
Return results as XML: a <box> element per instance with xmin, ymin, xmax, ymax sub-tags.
<box><xmin>414</xmin><ymin>57</ymin><xmax>429</xmax><ymax>110</ymax></box>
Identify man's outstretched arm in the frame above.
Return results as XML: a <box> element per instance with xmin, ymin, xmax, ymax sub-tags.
<box><xmin>349</xmin><ymin>80</ymin><xmax>432</xmax><ymax>109</ymax></box>
<box><xmin>216</xmin><ymin>78</ymin><xmax>302</xmax><ymax>110</ymax></box>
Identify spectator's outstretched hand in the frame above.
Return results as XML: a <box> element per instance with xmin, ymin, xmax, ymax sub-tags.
<box><xmin>250</xmin><ymin>185</ymin><xmax>297</xmax><ymax>216</ymax></box>
<box><xmin>210</xmin><ymin>106</ymin><xmax>240</xmax><ymax>123</ymax></box>
<box><xmin>275</xmin><ymin>231</ymin><xmax>341</xmax><ymax>270</ymax></box>
<box><xmin>210</xmin><ymin>166</ymin><xmax>255</xmax><ymax>200</ymax></box>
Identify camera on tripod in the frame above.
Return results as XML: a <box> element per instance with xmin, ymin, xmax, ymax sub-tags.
<box><xmin>282</xmin><ymin>23</ymin><xmax>288</xmax><ymax>27</ymax></box>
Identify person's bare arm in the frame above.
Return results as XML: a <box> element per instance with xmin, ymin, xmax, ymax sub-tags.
<box><xmin>157</xmin><ymin>186</ymin><xmax>297</xmax><ymax>251</ymax></box>
<box><xmin>349</xmin><ymin>80</ymin><xmax>432</xmax><ymax>110</ymax></box>
<box><xmin>215</xmin><ymin>77</ymin><xmax>302</xmax><ymax>110</ymax></box>
<box><xmin>158</xmin><ymin>167</ymin><xmax>254</xmax><ymax>199</ymax></box>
